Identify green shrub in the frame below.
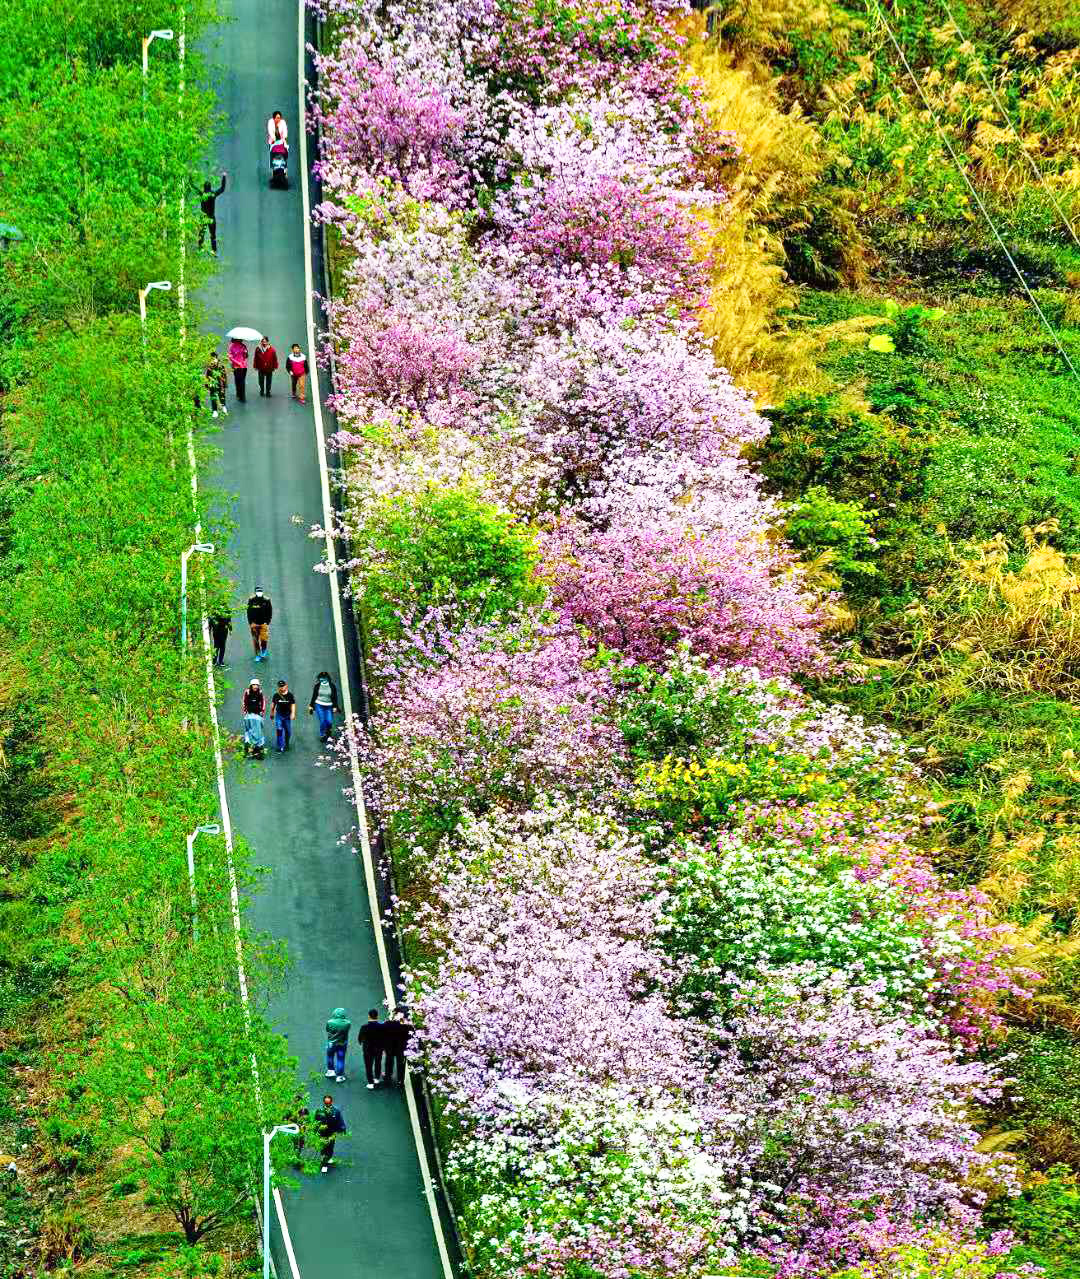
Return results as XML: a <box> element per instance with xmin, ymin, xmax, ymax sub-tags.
<box><xmin>39</xmin><ymin>1207</ymin><xmax>95</xmax><ymax>1266</ymax></box>
<box><xmin>756</xmin><ymin>393</ymin><xmax>928</xmax><ymax>511</ymax></box>
<box><xmin>986</xmin><ymin>1168</ymin><xmax>1080</xmax><ymax>1279</ymax></box>
<box><xmin>358</xmin><ymin>486</ymin><xmax>542</xmax><ymax>646</ymax></box>
<box><xmin>1006</xmin><ymin>1031</ymin><xmax>1080</xmax><ymax>1167</ymax></box>
<box><xmin>784</xmin><ymin>486</ymin><xmax>879</xmax><ymax>585</ymax></box>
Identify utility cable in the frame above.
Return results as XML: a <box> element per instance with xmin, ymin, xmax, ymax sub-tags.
<box><xmin>867</xmin><ymin>0</ymin><xmax>1080</xmax><ymax>387</ymax></box>
<box><xmin>937</xmin><ymin>0</ymin><xmax>1080</xmax><ymax>250</ymax></box>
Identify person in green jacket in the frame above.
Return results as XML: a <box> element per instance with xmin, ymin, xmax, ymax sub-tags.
<box><xmin>325</xmin><ymin>1006</ymin><xmax>352</xmax><ymax>1083</ymax></box>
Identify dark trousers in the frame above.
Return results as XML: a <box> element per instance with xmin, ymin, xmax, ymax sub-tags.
<box><xmin>198</xmin><ymin>217</ymin><xmax>218</xmax><ymax>253</ymax></box>
<box><xmin>363</xmin><ymin>1047</ymin><xmax>383</xmax><ymax>1084</ymax></box>
<box><xmin>211</xmin><ymin>633</ymin><xmax>227</xmax><ymax>666</ymax></box>
<box><xmin>233</xmin><ymin>368</ymin><xmax>246</xmax><ymax>402</ymax></box>
<box><xmin>258</xmin><ymin>370</ymin><xmax>273</xmax><ymax>396</ymax></box>
<box><xmin>383</xmin><ymin>1049</ymin><xmax>405</xmax><ymax>1085</ymax></box>
<box><xmin>320</xmin><ymin>1138</ymin><xmax>336</xmax><ymax>1165</ymax></box>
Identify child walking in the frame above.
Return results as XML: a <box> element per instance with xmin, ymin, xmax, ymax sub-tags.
<box><xmin>287</xmin><ymin>343</ymin><xmax>309</xmax><ymax>404</ymax></box>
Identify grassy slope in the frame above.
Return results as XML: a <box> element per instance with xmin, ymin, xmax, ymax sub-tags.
<box><xmin>690</xmin><ymin>0</ymin><xmax>1080</xmax><ymax>1268</ymax></box>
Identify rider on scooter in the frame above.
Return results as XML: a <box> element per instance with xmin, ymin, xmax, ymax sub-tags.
<box><xmin>267</xmin><ymin>111</ymin><xmax>288</xmax><ymax>150</ymax></box>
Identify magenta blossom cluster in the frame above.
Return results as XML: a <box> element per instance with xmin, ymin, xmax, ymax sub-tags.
<box><xmin>541</xmin><ymin>516</ymin><xmax>830</xmax><ymax>674</ymax></box>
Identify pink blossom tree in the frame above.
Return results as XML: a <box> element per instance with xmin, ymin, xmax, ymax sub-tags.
<box><xmin>541</xmin><ymin>516</ymin><xmax>831</xmax><ymax>674</ymax></box>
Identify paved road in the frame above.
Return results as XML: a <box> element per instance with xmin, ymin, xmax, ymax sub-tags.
<box><xmin>198</xmin><ymin>3</ymin><xmax>449</xmax><ymax>1275</ymax></box>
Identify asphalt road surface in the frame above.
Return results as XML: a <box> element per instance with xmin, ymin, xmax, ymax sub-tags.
<box><xmin>198</xmin><ymin>3</ymin><xmax>449</xmax><ymax>1274</ymax></box>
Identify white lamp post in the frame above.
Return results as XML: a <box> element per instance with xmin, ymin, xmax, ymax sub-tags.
<box><xmin>184</xmin><ymin>823</ymin><xmax>221</xmax><ymax>939</ymax></box>
<box><xmin>180</xmin><ymin>542</ymin><xmax>215</xmax><ymax>648</ymax></box>
<box><xmin>263</xmin><ymin>1125</ymin><xmax>300</xmax><ymax>1279</ymax></box>
<box><xmin>141</xmin><ymin>28</ymin><xmax>174</xmax><ymax>106</ymax></box>
<box><xmin>138</xmin><ymin>280</ymin><xmax>172</xmax><ymax>356</ymax></box>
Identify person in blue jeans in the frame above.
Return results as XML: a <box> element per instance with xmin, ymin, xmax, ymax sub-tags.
<box><xmin>270</xmin><ymin>679</ymin><xmax>296</xmax><ymax>752</ymax></box>
<box><xmin>308</xmin><ymin>670</ymin><xmax>340</xmax><ymax>743</ymax></box>
<box><xmin>325</xmin><ymin>1007</ymin><xmax>352</xmax><ymax>1083</ymax></box>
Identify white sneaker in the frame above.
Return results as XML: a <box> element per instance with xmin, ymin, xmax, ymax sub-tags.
<box><xmin>325</xmin><ymin>1068</ymin><xmax>335</xmax><ymax>1078</ymax></box>
<box><xmin>222</xmin><ymin>407</ymin><xmax>229</xmax><ymax>416</ymax></box>
<box><xmin>366</xmin><ymin>1083</ymin><xmax>375</xmax><ymax>1090</ymax></box>
<box><xmin>212</xmin><ymin>410</ymin><xmax>219</xmax><ymax>419</ymax></box>
<box><xmin>320</xmin><ymin>1165</ymin><xmax>328</xmax><ymax>1174</ymax></box>
<box><xmin>336</xmin><ymin>1075</ymin><xmax>345</xmax><ymax>1083</ymax></box>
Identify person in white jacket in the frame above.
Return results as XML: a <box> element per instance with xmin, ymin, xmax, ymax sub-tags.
<box><xmin>267</xmin><ymin>111</ymin><xmax>288</xmax><ymax>147</ymax></box>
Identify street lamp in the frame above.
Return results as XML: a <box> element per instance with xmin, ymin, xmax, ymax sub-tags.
<box><xmin>138</xmin><ymin>280</ymin><xmax>172</xmax><ymax>356</ymax></box>
<box><xmin>185</xmin><ymin>823</ymin><xmax>220</xmax><ymax>939</ymax></box>
<box><xmin>141</xmin><ymin>28</ymin><xmax>174</xmax><ymax>106</ymax></box>
<box><xmin>180</xmin><ymin>542</ymin><xmax>215</xmax><ymax>648</ymax></box>
<box><xmin>0</xmin><ymin>224</ymin><xmax>24</xmax><ymax>252</ymax></box>
<box><xmin>263</xmin><ymin>1125</ymin><xmax>300</xmax><ymax>1279</ymax></box>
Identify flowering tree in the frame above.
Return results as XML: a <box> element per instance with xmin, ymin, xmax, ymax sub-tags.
<box><xmin>408</xmin><ymin>802</ymin><xmax>698</xmax><ymax>1114</ymax></box>
<box><xmin>542</xmin><ymin>516</ymin><xmax>830</xmax><ymax>674</ymax></box>
<box><xmin>327</xmin><ymin>629</ymin><xmax>625</xmax><ymax>843</ymax></box>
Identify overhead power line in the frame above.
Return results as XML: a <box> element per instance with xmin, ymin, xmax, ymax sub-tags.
<box><xmin>867</xmin><ymin>0</ymin><xmax>1080</xmax><ymax>388</ymax></box>
<box><xmin>937</xmin><ymin>0</ymin><xmax>1080</xmax><ymax>251</ymax></box>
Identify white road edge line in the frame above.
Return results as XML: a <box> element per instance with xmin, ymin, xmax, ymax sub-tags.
<box><xmin>274</xmin><ymin>1187</ymin><xmax>301</xmax><ymax>1276</ymax></box>
<box><xmin>298</xmin><ymin>8</ymin><xmax>455</xmax><ymax>1277</ymax></box>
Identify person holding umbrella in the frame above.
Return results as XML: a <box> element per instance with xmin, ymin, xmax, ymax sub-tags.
<box><xmin>227</xmin><ymin>337</ymin><xmax>248</xmax><ymax>403</ymax></box>
<box><xmin>225</xmin><ymin>327</ymin><xmax>263</xmax><ymax>404</ymax></box>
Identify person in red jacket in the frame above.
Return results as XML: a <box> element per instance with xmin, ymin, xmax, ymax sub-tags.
<box><xmin>253</xmin><ymin>336</ymin><xmax>279</xmax><ymax>398</ymax></box>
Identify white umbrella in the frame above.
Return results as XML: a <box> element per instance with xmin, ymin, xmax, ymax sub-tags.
<box><xmin>225</xmin><ymin>325</ymin><xmax>263</xmax><ymax>341</ymax></box>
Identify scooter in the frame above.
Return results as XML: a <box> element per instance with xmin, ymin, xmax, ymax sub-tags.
<box><xmin>269</xmin><ymin>142</ymin><xmax>289</xmax><ymax>190</ymax></box>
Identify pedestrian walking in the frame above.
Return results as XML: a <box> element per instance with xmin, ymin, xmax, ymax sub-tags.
<box><xmin>271</xmin><ymin>679</ymin><xmax>297</xmax><ymax>752</ymax></box>
<box><xmin>314</xmin><ymin>1095</ymin><xmax>346</xmax><ymax>1174</ymax></box>
<box><xmin>254</xmin><ymin>336</ymin><xmax>278</xmax><ymax>397</ymax></box>
<box><xmin>198</xmin><ymin>172</ymin><xmax>227</xmax><ymax>254</ymax></box>
<box><xmin>357</xmin><ymin>1008</ymin><xmax>386</xmax><ymax>1090</ymax></box>
<box><xmin>228</xmin><ymin>337</ymin><xmax>249</xmax><ymax>403</ymax></box>
<box><xmin>208</xmin><ymin>612</ymin><xmax>232</xmax><ymax>667</ymax></box>
<box><xmin>242</xmin><ymin>678</ymin><xmax>266</xmax><ymax>759</ymax></box>
<box><xmin>382</xmin><ymin>1007</ymin><xmax>413</xmax><ymax>1087</ymax></box>
<box><xmin>286</xmin><ymin>343</ymin><xmax>309</xmax><ymax>404</ymax></box>
<box><xmin>325</xmin><ymin>1006</ymin><xmax>352</xmax><ymax>1083</ymax></box>
<box><xmin>308</xmin><ymin>670</ymin><xmax>340</xmax><ymax>743</ymax></box>
<box><xmin>202</xmin><ymin>352</ymin><xmax>228</xmax><ymax>419</ymax></box>
<box><xmin>246</xmin><ymin>586</ymin><xmax>272</xmax><ymax>661</ymax></box>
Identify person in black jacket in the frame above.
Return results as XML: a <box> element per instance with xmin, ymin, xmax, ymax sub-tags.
<box><xmin>382</xmin><ymin>1008</ymin><xmax>412</xmax><ymax>1087</ymax></box>
<box><xmin>198</xmin><ymin>172</ymin><xmax>227</xmax><ymax>254</ymax></box>
<box><xmin>208</xmin><ymin>612</ymin><xmax>232</xmax><ymax>667</ymax></box>
<box><xmin>246</xmin><ymin>586</ymin><xmax>272</xmax><ymax>661</ymax></box>
<box><xmin>308</xmin><ymin>671</ymin><xmax>340</xmax><ymax>743</ymax></box>
<box><xmin>314</xmin><ymin>1095</ymin><xmax>346</xmax><ymax>1173</ymax></box>
<box><xmin>356</xmin><ymin>1008</ymin><xmax>386</xmax><ymax>1090</ymax></box>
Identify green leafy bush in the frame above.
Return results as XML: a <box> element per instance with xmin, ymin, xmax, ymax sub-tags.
<box><xmin>784</xmin><ymin>486</ymin><xmax>879</xmax><ymax>584</ymax></box>
<box><xmin>1006</xmin><ymin>1031</ymin><xmax>1080</xmax><ymax>1166</ymax></box>
<box><xmin>986</xmin><ymin>1167</ymin><xmax>1080</xmax><ymax>1279</ymax></box>
<box><xmin>358</xmin><ymin>486</ymin><xmax>542</xmax><ymax>645</ymax></box>
<box><xmin>756</xmin><ymin>393</ymin><xmax>928</xmax><ymax>511</ymax></box>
